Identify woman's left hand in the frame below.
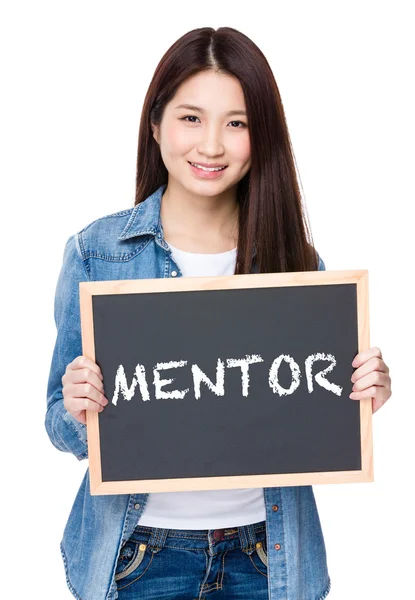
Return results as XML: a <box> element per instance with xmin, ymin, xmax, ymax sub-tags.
<box><xmin>349</xmin><ymin>346</ymin><xmax>392</xmax><ymax>413</ymax></box>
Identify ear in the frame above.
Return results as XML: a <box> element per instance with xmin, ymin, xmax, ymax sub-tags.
<box><xmin>151</xmin><ymin>123</ymin><xmax>159</xmax><ymax>144</ymax></box>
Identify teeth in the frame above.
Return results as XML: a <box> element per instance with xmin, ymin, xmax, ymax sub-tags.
<box><xmin>190</xmin><ymin>162</ymin><xmax>226</xmax><ymax>172</ymax></box>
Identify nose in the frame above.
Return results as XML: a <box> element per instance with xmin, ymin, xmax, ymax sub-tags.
<box><xmin>197</xmin><ymin>124</ymin><xmax>225</xmax><ymax>157</ymax></box>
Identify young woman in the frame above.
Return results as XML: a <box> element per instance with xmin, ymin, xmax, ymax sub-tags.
<box><xmin>45</xmin><ymin>26</ymin><xmax>392</xmax><ymax>600</ymax></box>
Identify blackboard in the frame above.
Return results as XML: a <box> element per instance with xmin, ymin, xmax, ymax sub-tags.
<box><xmin>79</xmin><ymin>270</ymin><xmax>373</xmax><ymax>495</ymax></box>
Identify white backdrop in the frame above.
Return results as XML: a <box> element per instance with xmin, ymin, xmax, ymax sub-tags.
<box><xmin>1</xmin><ymin>1</ymin><xmax>413</xmax><ymax>598</ymax></box>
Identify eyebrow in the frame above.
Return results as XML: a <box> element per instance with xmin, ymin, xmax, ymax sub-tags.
<box><xmin>174</xmin><ymin>103</ymin><xmax>247</xmax><ymax>117</ymax></box>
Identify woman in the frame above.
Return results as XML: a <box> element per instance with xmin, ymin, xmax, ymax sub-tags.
<box><xmin>45</xmin><ymin>26</ymin><xmax>392</xmax><ymax>600</ymax></box>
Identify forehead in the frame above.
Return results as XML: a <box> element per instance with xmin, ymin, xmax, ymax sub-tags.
<box><xmin>168</xmin><ymin>71</ymin><xmax>246</xmax><ymax>112</ymax></box>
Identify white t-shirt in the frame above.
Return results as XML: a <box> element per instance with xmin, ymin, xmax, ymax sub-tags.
<box><xmin>137</xmin><ymin>242</ymin><xmax>266</xmax><ymax>529</ymax></box>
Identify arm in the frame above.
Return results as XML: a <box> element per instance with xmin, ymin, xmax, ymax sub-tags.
<box><xmin>44</xmin><ymin>233</ymin><xmax>89</xmax><ymax>461</ymax></box>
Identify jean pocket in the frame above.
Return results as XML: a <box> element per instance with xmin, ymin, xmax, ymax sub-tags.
<box><xmin>248</xmin><ymin>537</ymin><xmax>268</xmax><ymax>577</ymax></box>
<box><xmin>255</xmin><ymin>539</ymin><xmax>268</xmax><ymax>567</ymax></box>
<box><xmin>115</xmin><ymin>539</ymin><xmax>153</xmax><ymax>586</ymax></box>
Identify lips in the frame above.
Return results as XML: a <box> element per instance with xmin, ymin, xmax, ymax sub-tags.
<box><xmin>188</xmin><ymin>161</ymin><xmax>228</xmax><ymax>179</ymax></box>
<box><xmin>188</xmin><ymin>161</ymin><xmax>227</xmax><ymax>169</ymax></box>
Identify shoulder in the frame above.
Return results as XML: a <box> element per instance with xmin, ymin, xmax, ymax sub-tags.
<box><xmin>79</xmin><ymin>206</ymin><xmax>134</xmax><ymax>240</ymax></box>
<box><xmin>70</xmin><ymin>206</ymin><xmax>140</xmax><ymax>261</ymax></box>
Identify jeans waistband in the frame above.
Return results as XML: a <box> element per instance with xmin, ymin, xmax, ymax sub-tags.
<box><xmin>131</xmin><ymin>520</ymin><xmax>266</xmax><ymax>555</ymax></box>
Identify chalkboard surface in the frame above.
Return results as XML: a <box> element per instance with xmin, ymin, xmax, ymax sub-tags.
<box><xmin>80</xmin><ymin>270</ymin><xmax>373</xmax><ymax>495</ymax></box>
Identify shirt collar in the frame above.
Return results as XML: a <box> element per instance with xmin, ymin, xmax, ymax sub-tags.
<box><xmin>117</xmin><ymin>183</ymin><xmax>167</xmax><ymax>241</ymax></box>
<box><xmin>117</xmin><ymin>182</ymin><xmax>257</xmax><ymax>262</ymax></box>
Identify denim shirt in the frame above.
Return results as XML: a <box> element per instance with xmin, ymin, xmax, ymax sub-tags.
<box><xmin>45</xmin><ymin>183</ymin><xmax>331</xmax><ymax>600</ymax></box>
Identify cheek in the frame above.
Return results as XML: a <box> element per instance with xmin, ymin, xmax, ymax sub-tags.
<box><xmin>232</xmin><ymin>135</ymin><xmax>251</xmax><ymax>164</ymax></box>
<box><xmin>163</xmin><ymin>122</ymin><xmax>192</xmax><ymax>157</ymax></box>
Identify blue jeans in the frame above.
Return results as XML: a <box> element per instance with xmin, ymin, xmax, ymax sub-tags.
<box><xmin>115</xmin><ymin>519</ymin><xmax>269</xmax><ymax>599</ymax></box>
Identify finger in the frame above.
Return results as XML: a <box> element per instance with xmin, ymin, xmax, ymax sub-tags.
<box><xmin>68</xmin><ymin>382</ymin><xmax>108</xmax><ymax>407</ymax></box>
<box><xmin>63</xmin><ymin>367</ymin><xmax>105</xmax><ymax>394</ymax></box>
<box><xmin>68</xmin><ymin>397</ymin><xmax>105</xmax><ymax>413</ymax></box>
<box><xmin>67</xmin><ymin>355</ymin><xmax>104</xmax><ymax>380</ymax></box>
<box><xmin>351</xmin><ymin>370</ymin><xmax>388</xmax><ymax>393</ymax></box>
<box><xmin>65</xmin><ymin>409</ymin><xmax>87</xmax><ymax>425</ymax></box>
<box><xmin>351</xmin><ymin>356</ymin><xmax>387</xmax><ymax>383</ymax></box>
<box><xmin>349</xmin><ymin>385</ymin><xmax>387</xmax><ymax>402</ymax></box>
<box><xmin>352</xmin><ymin>346</ymin><xmax>382</xmax><ymax>368</ymax></box>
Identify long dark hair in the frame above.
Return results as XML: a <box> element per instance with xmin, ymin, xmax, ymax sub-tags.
<box><xmin>134</xmin><ymin>26</ymin><xmax>319</xmax><ymax>274</ymax></box>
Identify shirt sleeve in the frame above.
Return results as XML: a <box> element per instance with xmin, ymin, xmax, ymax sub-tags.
<box><xmin>44</xmin><ymin>233</ymin><xmax>89</xmax><ymax>461</ymax></box>
<box><xmin>317</xmin><ymin>253</ymin><xmax>326</xmax><ymax>271</ymax></box>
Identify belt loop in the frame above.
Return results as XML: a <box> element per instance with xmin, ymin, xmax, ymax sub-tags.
<box><xmin>238</xmin><ymin>523</ymin><xmax>257</xmax><ymax>555</ymax></box>
<box><xmin>238</xmin><ymin>525</ymin><xmax>250</xmax><ymax>554</ymax></box>
<box><xmin>147</xmin><ymin>527</ymin><xmax>168</xmax><ymax>553</ymax></box>
<box><xmin>247</xmin><ymin>523</ymin><xmax>256</xmax><ymax>550</ymax></box>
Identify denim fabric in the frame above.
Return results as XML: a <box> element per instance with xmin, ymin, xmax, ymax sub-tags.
<box><xmin>115</xmin><ymin>521</ymin><xmax>269</xmax><ymax>599</ymax></box>
<box><xmin>45</xmin><ymin>183</ymin><xmax>330</xmax><ymax>600</ymax></box>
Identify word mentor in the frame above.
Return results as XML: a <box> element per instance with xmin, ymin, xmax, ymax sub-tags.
<box><xmin>111</xmin><ymin>352</ymin><xmax>343</xmax><ymax>406</ymax></box>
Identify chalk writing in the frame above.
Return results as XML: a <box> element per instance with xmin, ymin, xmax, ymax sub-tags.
<box><xmin>111</xmin><ymin>352</ymin><xmax>343</xmax><ymax>406</ymax></box>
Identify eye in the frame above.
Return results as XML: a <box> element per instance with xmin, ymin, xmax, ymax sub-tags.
<box><xmin>180</xmin><ymin>115</ymin><xmax>200</xmax><ymax>123</ymax></box>
<box><xmin>180</xmin><ymin>116</ymin><xmax>247</xmax><ymax>128</ymax></box>
<box><xmin>229</xmin><ymin>120</ymin><xmax>247</xmax><ymax>128</ymax></box>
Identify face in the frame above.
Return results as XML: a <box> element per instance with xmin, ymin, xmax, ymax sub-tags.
<box><xmin>152</xmin><ymin>70</ymin><xmax>251</xmax><ymax>198</ymax></box>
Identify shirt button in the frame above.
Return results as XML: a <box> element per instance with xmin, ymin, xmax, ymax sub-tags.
<box><xmin>134</xmin><ymin>503</ymin><xmax>140</xmax><ymax>510</ymax></box>
<box><xmin>171</xmin><ymin>271</ymin><xmax>177</xmax><ymax>277</ymax></box>
<box><xmin>272</xmin><ymin>505</ymin><xmax>279</xmax><ymax>512</ymax></box>
<box><xmin>274</xmin><ymin>543</ymin><xmax>281</xmax><ymax>551</ymax></box>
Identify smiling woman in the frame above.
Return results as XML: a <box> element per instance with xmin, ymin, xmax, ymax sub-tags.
<box><xmin>151</xmin><ymin>69</ymin><xmax>252</xmax><ymax>253</ymax></box>
<box><xmin>45</xmin><ymin>24</ymin><xmax>391</xmax><ymax>600</ymax></box>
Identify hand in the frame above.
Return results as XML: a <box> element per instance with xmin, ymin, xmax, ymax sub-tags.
<box><xmin>62</xmin><ymin>355</ymin><xmax>109</xmax><ymax>424</ymax></box>
<box><xmin>349</xmin><ymin>346</ymin><xmax>391</xmax><ymax>414</ymax></box>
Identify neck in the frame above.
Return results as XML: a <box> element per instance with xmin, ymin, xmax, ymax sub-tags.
<box><xmin>160</xmin><ymin>180</ymin><xmax>239</xmax><ymax>253</ymax></box>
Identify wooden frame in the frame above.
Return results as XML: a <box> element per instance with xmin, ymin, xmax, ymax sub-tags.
<box><xmin>80</xmin><ymin>269</ymin><xmax>373</xmax><ymax>495</ymax></box>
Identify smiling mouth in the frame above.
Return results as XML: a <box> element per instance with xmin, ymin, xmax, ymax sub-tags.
<box><xmin>188</xmin><ymin>161</ymin><xmax>228</xmax><ymax>172</ymax></box>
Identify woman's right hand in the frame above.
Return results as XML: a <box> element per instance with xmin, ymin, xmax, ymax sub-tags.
<box><xmin>62</xmin><ymin>355</ymin><xmax>109</xmax><ymax>424</ymax></box>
